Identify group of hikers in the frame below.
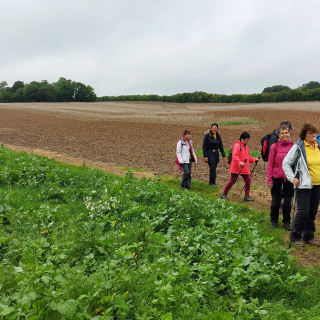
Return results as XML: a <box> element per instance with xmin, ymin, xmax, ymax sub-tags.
<box><xmin>176</xmin><ymin>121</ymin><xmax>320</xmax><ymax>247</ymax></box>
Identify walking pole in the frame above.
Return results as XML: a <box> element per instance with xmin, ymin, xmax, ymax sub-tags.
<box><xmin>225</xmin><ymin>159</ymin><xmax>247</xmax><ymax>197</ymax></box>
<box><xmin>238</xmin><ymin>157</ymin><xmax>261</xmax><ymax>198</ymax></box>
<box><xmin>289</xmin><ymin>172</ymin><xmax>300</xmax><ymax>249</ymax></box>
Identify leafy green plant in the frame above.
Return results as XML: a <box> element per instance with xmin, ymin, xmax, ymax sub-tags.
<box><xmin>0</xmin><ymin>145</ymin><xmax>319</xmax><ymax>319</ymax></box>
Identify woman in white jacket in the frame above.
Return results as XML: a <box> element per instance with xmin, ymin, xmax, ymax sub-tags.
<box><xmin>282</xmin><ymin>123</ymin><xmax>320</xmax><ymax>247</ymax></box>
<box><xmin>176</xmin><ymin>130</ymin><xmax>197</xmax><ymax>190</ymax></box>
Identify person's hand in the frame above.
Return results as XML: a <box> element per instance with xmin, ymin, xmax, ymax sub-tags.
<box><xmin>204</xmin><ymin>157</ymin><xmax>208</xmax><ymax>163</ymax></box>
<box><xmin>292</xmin><ymin>178</ymin><xmax>300</xmax><ymax>187</ymax></box>
<box><xmin>268</xmin><ymin>183</ymin><xmax>273</xmax><ymax>189</ymax></box>
<box><xmin>222</xmin><ymin>157</ymin><xmax>226</xmax><ymax>163</ymax></box>
<box><xmin>240</xmin><ymin>162</ymin><xmax>246</xmax><ymax>167</ymax></box>
<box><xmin>255</xmin><ymin>158</ymin><xmax>260</xmax><ymax>163</ymax></box>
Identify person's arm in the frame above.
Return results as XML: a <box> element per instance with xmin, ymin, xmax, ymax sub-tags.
<box><xmin>203</xmin><ymin>135</ymin><xmax>209</xmax><ymax>163</ymax></box>
<box><xmin>232</xmin><ymin>143</ymin><xmax>242</xmax><ymax>166</ymax></box>
<box><xmin>282</xmin><ymin>145</ymin><xmax>299</xmax><ymax>185</ymax></box>
<box><xmin>176</xmin><ymin>141</ymin><xmax>183</xmax><ymax>164</ymax></box>
<box><xmin>219</xmin><ymin>139</ymin><xmax>226</xmax><ymax>162</ymax></box>
<box><xmin>266</xmin><ymin>144</ymin><xmax>276</xmax><ymax>186</ymax></box>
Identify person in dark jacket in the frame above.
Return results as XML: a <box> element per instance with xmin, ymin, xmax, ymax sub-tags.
<box><xmin>203</xmin><ymin>123</ymin><xmax>226</xmax><ymax>187</ymax></box>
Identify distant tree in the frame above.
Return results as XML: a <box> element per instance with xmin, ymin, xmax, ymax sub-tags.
<box><xmin>300</xmin><ymin>81</ymin><xmax>320</xmax><ymax>91</ymax></box>
<box><xmin>0</xmin><ymin>81</ymin><xmax>8</xmax><ymax>90</ymax></box>
<box><xmin>262</xmin><ymin>85</ymin><xmax>291</xmax><ymax>93</ymax></box>
<box><xmin>12</xmin><ymin>81</ymin><xmax>25</xmax><ymax>92</ymax></box>
<box><xmin>54</xmin><ymin>77</ymin><xmax>74</xmax><ymax>102</ymax></box>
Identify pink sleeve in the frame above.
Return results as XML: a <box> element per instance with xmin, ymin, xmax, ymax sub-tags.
<box><xmin>266</xmin><ymin>144</ymin><xmax>276</xmax><ymax>184</ymax></box>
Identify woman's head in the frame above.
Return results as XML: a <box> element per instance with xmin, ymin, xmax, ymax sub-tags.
<box><xmin>240</xmin><ymin>132</ymin><xmax>250</xmax><ymax>145</ymax></box>
<box><xmin>183</xmin><ymin>130</ymin><xmax>191</xmax><ymax>141</ymax></box>
<box><xmin>211</xmin><ymin>123</ymin><xmax>218</xmax><ymax>132</ymax></box>
<box><xmin>299</xmin><ymin>123</ymin><xmax>318</xmax><ymax>141</ymax></box>
<box><xmin>277</xmin><ymin>124</ymin><xmax>290</xmax><ymax>141</ymax></box>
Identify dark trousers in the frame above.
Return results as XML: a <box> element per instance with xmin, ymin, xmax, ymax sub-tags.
<box><xmin>208</xmin><ymin>163</ymin><xmax>217</xmax><ymax>185</ymax></box>
<box><xmin>223</xmin><ymin>173</ymin><xmax>251</xmax><ymax>196</ymax></box>
<box><xmin>290</xmin><ymin>185</ymin><xmax>320</xmax><ymax>242</ymax></box>
<box><xmin>181</xmin><ymin>162</ymin><xmax>192</xmax><ymax>189</ymax></box>
<box><xmin>270</xmin><ymin>178</ymin><xmax>294</xmax><ymax>223</ymax></box>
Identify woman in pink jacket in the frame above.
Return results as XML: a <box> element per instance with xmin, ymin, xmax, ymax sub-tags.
<box><xmin>221</xmin><ymin>132</ymin><xmax>259</xmax><ymax>201</ymax></box>
<box><xmin>267</xmin><ymin>124</ymin><xmax>294</xmax><ymax>230</ymax></box>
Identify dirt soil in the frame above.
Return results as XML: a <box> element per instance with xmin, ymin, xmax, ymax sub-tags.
<box><xmin>1</xmin><ymin>101</ymin><xmax>320</xmax><ymax>267</ymax></box>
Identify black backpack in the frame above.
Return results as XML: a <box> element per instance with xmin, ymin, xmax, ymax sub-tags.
<box><xmin>260</xmin><ymin>131</ymin><xmax>278</xmax><ymax>162</ymax></box>
<box><xmin>227</xmin><ymin>143</ymin><xmax>242</xmax><ymax>164</ymax></box>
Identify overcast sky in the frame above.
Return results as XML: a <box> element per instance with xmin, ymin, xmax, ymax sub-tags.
<box><xmin>2</xmin><ymin>0</ymin><xmax>320</xmax><ymax>96</ymax></box>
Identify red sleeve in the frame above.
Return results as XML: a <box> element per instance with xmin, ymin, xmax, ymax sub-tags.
<box><xmin>232</xmin><ymin>143</ymin><xmax>241</xmax><ymax>167</ymax></box>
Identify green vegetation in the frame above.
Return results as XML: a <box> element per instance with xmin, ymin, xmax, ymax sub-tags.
<box><xmin>218</xmin><ymin>120</ymin><xmax>260</xmax><ymax>126</ymax></box>
<box><xmin>195</xmin><ymin>149</ymin><xmax>261</xmax><ymax>158</ymax></box>
<box><xmin>0</xmin><ymin>78</ymin><xmax>96</xmax><ymax>103</ymax></box>
<box><xmin>97</xmin><ymin>81</ymin><xmax>320</xmax><ymax>103</ymax></box>
<box><xmin>1</xmin><ymin>146</ymin><xmax>320</xmax><ymax>319</ymax></box>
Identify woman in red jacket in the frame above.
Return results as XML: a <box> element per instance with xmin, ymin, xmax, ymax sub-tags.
<box><xmin>221</xmin><ymin>132</ymin><xmax>259</xmax><ymax>201</ymax></box>
<box><xmin>267</xmin><ymin>124</ymin><xmax>294</xmax><ymax>230</ymax></box>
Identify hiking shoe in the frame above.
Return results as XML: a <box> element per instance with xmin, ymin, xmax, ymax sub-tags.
<box><xmin>283</xmin><ymin>223</ymin><xmax>291</xmax><ymax>231</ymax></box>
<box><xmin>209</xmin><ymin>184</ymin><xmax>217</xmax><ymax>188</ymax></box>
<box><xmin>180</xmin><ymin>186</ymin><xmax>186</xmax><ymax>190</ymax></box>
<box><xmin>304</xmin><ymin>239</ymin><xmax>320</xmax><ymax>247</ymax></box>
<box><xmin>220</xmin><ymin>193</ymin><xmax>229</xmax><ymax>201</ymax></box>
<box><xmin>186</xmin><ymin>187</ymin><xmax>193</xmax><ymax>190</ymax></box>
<box><xmin>292</xmin><ymin>240</ymin><xmax>305</xmax><ymax>247</ymax></box>
<box><xmin>244</xmin><ymin>195</ymin><xmax>255</xmax><ymax>201</ymax></box>
<box><xmin>270</xmin><ymin>222</ymin><xmax>277</xmax><ymax>229</ymax></box>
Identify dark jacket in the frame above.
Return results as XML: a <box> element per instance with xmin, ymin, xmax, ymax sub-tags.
<box><xmin>202</xmin><ymin>131</ymin><xmax>226</xmax><ymax>163</ymax></box>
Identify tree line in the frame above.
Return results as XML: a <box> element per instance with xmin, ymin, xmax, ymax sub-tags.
<box><xmin>97</xmin><ymin>81</ymin><xmax>320</xmax><ymax>103</ymax></box>
<box><xmin>0</xmin><ymin>78</ymin><xmax>96</xmax><ymax>103</ymax></box>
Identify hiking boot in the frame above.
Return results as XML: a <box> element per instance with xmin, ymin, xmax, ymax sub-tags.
<box><xmin>244</xmin><ymin>195</ymin><xmax>255</xmax><ymax>201</ymax></box>
<box><xmin>186</xmin><ymin>187</ymin><xmax>193</xmax><ymax>190</ymax></box>
<box><xmin>292</xmin><ymin>240</ymin><xmax>305</xmax><ymax>247</ymax></box>
<box><xmin>270</xmin><ymin>222</ymin><xmax>277</xmax><ymax>229</ymax></box>
<box><xmin>283</xmin><ymin>223</ymin><xmax>291</xmax><ymax>231</ymax></box>
<box><xmin>209</xmin><ymin>184</ymin><xmax>217</xmax><ymax>188</ymax></box>
<box><xmin>220</xmin><ymin>193</ymin><xmax>229</xmax><ymax>201</ymax></box>
<box><xmin>180</xmin><ymin>186</ymin><xmax>186</xmax><ymax>190</ymax></box>
<box><xmin>303</xmin><ymin>239</ymin><xmax>320</xmax><ymax>247</ymax></box>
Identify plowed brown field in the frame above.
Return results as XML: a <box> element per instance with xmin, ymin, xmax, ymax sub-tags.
<box><xmin>2</xmin><ymin>101</ymin><xmax>320</xmax><ymax>265</ymax></box>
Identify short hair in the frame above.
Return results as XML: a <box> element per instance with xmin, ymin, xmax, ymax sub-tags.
<box><xmin>277</xmin><ymin>124</ymin><xmax>290</xmax><ymax>134</ymax></box>
<box><xmin>299</xmin><ymin>123</ymin><xmax>319</xmax><ymax>140</ymax></box>
<box><xmin>240</xmin><ymin>132</ymin><xmax>250</xmax><ymax>140</ymax></box>
<box><xmin>183</xmin><ymin>130</ymin><xmax>191</xmax><ymax>136</ymax></box>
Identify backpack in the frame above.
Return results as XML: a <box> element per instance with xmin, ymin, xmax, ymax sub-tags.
<box><xmin>260</xmin><ymin>131</ymin><xmax>278</xmax><ymax>162</ymax></box>
<box><xmin>227</xmin><ymin>143</ymin><xmax>242</xmax><ymax>164</ymax></box>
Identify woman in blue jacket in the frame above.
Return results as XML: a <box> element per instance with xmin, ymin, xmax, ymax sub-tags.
<box><xmin>203</xmin><ymin>123</ymin><xmax>226</xmax><ymax>187</ymax></box>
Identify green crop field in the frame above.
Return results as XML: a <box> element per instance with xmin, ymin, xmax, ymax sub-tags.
<box><xmin>0</xmin><ymin>146</ymin><xmax>320</xmax><ymax>319</ymax></box>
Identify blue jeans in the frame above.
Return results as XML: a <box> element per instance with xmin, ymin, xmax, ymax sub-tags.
<box><xmin>181</xmin><ymin>162</ymin><xmax>192</xmax><ymax>189</ymax></box>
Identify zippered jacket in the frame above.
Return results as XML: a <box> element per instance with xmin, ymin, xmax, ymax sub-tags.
<box><xmin>176</xmin><ymin>138</ymin><xmax>197</xmax><ymax>164</ymax></box>
<box><xmin>202</xmin><ymin>130</ymin><xmax>226</xmax><ymax>163</ymax></box>
<box><xmin>229</xmin><ymin>140</ymin><xmax>257</xmax><ymax>175</ymax></box>
<box><xmin>267</xmin><ymin>139</ymin><xmax>294</xmax><ymax>184</ymax></box>
<box><xmin>282</xmin><ymin>138</ymin><xmax>320</xmax><ymax>189</ymax></box>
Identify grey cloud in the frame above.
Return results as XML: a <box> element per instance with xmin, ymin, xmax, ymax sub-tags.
<box><xmin>2</xmin><ymin>0</ymin><xmax>320</xmax><ymax>96</ymax></box>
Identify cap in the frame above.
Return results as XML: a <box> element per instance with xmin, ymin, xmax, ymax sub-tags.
<box><xmin>280</xmin><ymin>120</ymin><xmax>294</xmax><ymax>130</ymax></box>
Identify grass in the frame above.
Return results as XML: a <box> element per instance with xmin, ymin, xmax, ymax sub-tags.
<box><xmin>195</xmin><ymin>149</ymin><xmax>261</xmax><ymax>158</ymax></box>
<box><xmin>218</xmin><ymin>120</ymin><xmax>261</xmax><ymax>125</ymax></box>
<box><xmin>1</xmin><ymin>146</ymin><xmax>320</xmax><ymax>319</ymax></box>
<box><xmin>122</xmin><ymin>167</ymin><xmax>147</xmax><ymax>172</ymax></box>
